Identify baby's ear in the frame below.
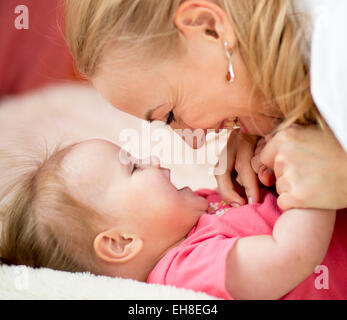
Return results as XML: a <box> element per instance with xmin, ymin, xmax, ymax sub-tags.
<box><xmin>94</xmin><ymin>229</ymin><xmax>143</xmax><ymax>264</ymax></box>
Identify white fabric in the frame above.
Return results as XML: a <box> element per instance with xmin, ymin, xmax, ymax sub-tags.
<box><xmin>310</xmin><ymin>0</ymin><xmax>347</xmax><ymax>151</ymax></box>
<box><xmin>298</xmin><ymin>0</ymin><xmax>347</xmax><ymax>151</ymax></box>
<box><xmin>0</xmin><ymin>264</ymin><xmax>216</xmax><ymax>300</ymax></box>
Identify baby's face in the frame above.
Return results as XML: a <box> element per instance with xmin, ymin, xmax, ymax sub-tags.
<box><xmin>61</xmin><ymin>139</ymin><xmax>208</xmax><ymax>244</ymax></box>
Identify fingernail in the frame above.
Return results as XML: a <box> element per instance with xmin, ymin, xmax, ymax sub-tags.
<box><xmin>265</xmin><ymin>168</ymin><xmax>276</xmax><ymax>185</ymax></box>
<box><xmin>265</xmin><ymin>168</ymin><xmax>274</xmax><ymax>176</ymax></box>
<box><xmin>230</xmin><ymin>203</ymin><xmax>241</xmax><ymax>208</ymax></box>
<box><xmin>259</xmin><ymin>165</ymin><xmax>267</xmax><ymax>176</ymax></box>
<box><xmin>248</xmin><ymin>197</ymin><xmax>253</xmax><ymax>205</ymax></box>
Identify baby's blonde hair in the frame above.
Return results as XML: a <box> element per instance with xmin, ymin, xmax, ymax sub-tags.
<box><xmin>0</xmin><ymin>145</ymin><xmax>104</xmax><ymax>274</ymax></box>
<box><xmin>65</xmin><ymin>0</ymin><xmax>326</xmax><ymax>131</ymax></box>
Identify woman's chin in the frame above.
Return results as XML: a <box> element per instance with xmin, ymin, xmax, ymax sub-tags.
<box><xmin>238</xmin><ymin>116</ymin><xmax>281</xmax><ymax>136</ymax></box>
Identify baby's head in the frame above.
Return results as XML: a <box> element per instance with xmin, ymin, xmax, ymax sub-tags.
<box><xmin>0</xmin><ymin>139</ymin><xmax>207</xmax><ymax>280</ymax></box>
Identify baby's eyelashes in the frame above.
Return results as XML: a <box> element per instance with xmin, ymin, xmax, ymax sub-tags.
<box><xmin>131</xmin><ymin>163</ymin><xmax>139</xmax><ymax>174</ymax></box>
<box><xmin>130</xmin><ymin>155</ymin><xmax>161</xmax><ymax>173</ymax></box>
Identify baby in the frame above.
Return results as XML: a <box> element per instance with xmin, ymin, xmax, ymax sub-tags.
<box><xmin>1</xmin><ymin>138</ymin><xmax>346</xmax><ymax>300</ymax></box>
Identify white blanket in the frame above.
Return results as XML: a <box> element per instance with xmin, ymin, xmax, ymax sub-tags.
<box><xmin>0</xmin><ymin>264</ymin><xmax>215</xmax><ymax>300</ymax></box>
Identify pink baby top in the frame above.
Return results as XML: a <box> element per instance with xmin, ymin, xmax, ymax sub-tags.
<box><xmin>147</xmin><ymin>188</ymin><xmax>347</xmax><ymax>300</ymax></box>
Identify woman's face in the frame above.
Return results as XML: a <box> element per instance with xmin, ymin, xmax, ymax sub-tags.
<box><xmin>92</xmin><ymin>13</ymin><xmax>283</xmax><ymax>146</ymax></box>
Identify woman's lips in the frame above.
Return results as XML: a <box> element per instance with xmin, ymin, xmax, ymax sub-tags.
<box><xmin>217</xmin><ymin>118</ymin><xmax>242</xmax><ymax>133</ymax></box>
<box><xmin>217</xmin><ymin>120</ymin><xmax>226</xmax><ymax>133</ymax></box>
<box><xmin>238</xmin><ymin>118</ymin><xmax>248</xmax><ymax>134</ymax></box>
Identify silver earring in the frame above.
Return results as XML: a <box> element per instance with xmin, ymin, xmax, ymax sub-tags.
<box><xmin>224</xmin><ymin>41</ymin><xmax>235</xmax><ymax>83</ymax></box>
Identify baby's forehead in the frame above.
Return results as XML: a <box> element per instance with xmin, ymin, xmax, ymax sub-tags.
<box><xmin>57</xmin><ymin>139</ymin><xmax>124</xmax><ymax>207</ymax></box>
<box><xmin>64</xmin><ymin>138</ymin><xmax>119</xmax><ymax>161</ymax></box>
<box><xmin>61</xmin><ymin>139</ymin><xmax>121</xmax><ymax>181</ymax></box>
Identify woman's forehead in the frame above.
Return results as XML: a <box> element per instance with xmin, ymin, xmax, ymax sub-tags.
<box><xmin>92</xmin><ymin>60</ymin><xmax>176</xmax><ymax>119</ymax></box>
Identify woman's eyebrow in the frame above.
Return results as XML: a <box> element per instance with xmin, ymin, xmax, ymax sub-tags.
<box><xmin>145</xmin><ymin>104</ymin><xmax>166</xmax><ymax>122</ymax></box>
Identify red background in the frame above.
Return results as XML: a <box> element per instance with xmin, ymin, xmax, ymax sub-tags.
<box><xmin>0</xmin><ymin>0</ymin><xmax>80</xmax><ymax>98</ymax></box>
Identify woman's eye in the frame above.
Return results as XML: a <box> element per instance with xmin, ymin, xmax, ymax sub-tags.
<box><xmin>166</xmin><ymin>111</ymin><xmax>176</xmax><ymax>125</ymax></box>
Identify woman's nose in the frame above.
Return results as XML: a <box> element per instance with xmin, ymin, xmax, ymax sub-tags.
<box><xmin>170</xmin><ymin>122</ymin><xmax>206</xmax><ymax>150</ymax></box>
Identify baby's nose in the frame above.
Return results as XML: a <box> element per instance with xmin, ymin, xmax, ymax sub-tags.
<box><xmin>149</xmin><ymin>155</ymin><xmax>161</xmax><ymax>167</ymax></box>
<box><xmin>138</xmin><ymin>155</ymin><xmax>161</xmax><ymax>168</ymax></box>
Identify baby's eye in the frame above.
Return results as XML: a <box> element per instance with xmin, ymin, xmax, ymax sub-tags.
<box><xmin>131</xmin><ymin>163</ymin><xmax>138</xmax><ymax>174</ymax></box>
<box><xmin>166</xmin><ymin>111</ymin><xmax>176</xmax><ymax>125</ymax></box>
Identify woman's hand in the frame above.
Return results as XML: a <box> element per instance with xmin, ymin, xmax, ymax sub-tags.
<box><xmin>215</xmin><ymin>130</ymin><xmax>261</xmax><ymax>206</ymax></box>
<box><xmin>260</xmin><ymin>125</ymin><xmax>347</xmax><ymax>211</ymax></box>
<box><xmin>251</xmin><ymin>138</ymin><xmax>276</xmax><ymax>187</ymax></box>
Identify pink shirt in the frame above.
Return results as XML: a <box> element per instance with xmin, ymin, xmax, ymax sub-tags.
<box><xmin>147</xmin><ymin>188</ymin><xmax>347</xmax><ymax>300</ymax></box>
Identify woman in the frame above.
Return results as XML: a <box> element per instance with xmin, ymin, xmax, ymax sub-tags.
<box><xmin>65</xmin><ymin>0</ymin><xmax>347</xmax><ymax>211</ymax></box>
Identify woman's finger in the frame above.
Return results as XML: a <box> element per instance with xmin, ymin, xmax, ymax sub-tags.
<box><xmin>215</xmin><ymin>130</ymin><xmax>246</xmax><ymax>206</ymax></box>
<box><xmin>273</xmin><ymin>154</ymin><xmax>287</xmax><ymax>178</ymax></box>
<box><xmin>260</xmin><ymin>134</ymin><xmax>281</xmax><ymax>169</ymax></box>
<box><xmin>251</xmin><ymin>138</ymin><xmax>276</xmax><ymax>187</ymax></box>
<box><xmin>275</xmin><ymin>175</ymin><xmax>291</xmax><ymax>195</ymax></box>
<box><xmin>235</xmin><ymin>134</ymin><xmax>260</xmax><ymax>204</ymax></box>
<box><xmin>254</xmin><ymin>138</ymin><xmax>266</xmax><ymax>155</ymax></box>
<box><xmin>215</xmin><ymin>172</ymin><xmax>246</xmax><ymax>206</ymax></box>
<box><xmin>277</xmin><ymin>192</ymin><xmax>296</xmax><ymax>211</ymax></box>
<box><xmin>251</xmin><ymin>153</ymin><xmax>263</xmax><ymax>173</ymax></box>
<box><xmin>235</xmin><ymin>160</ymin><xmax>260</xmax><ymax>204</ymax></box>
<box><xmin>258</xmin><ymin>166</ymin><xmax>276</xmax><ymax>187</ymax></box>
<box><xmin>236</xmin><ymin>174</ymin><xmax>242</xmax><ymax>186</ymax></box>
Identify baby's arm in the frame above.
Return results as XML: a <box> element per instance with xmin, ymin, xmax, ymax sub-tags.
<box><xmin>226</xmin><ymin>207</ymin><xmax>336</xmax><ymax>299</ymax></box>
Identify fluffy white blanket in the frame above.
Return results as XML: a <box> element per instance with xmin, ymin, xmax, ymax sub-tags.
<box><xmin>0</xmin><ymin>264</ymin><xmax>215</xmax><ymax>300</ymax></box>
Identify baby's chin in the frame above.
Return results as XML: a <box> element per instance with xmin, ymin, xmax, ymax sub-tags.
<box><xmin>177</xmin><ymin>186</ymin><xmax>209</xmax><ymax>212</ymax></box>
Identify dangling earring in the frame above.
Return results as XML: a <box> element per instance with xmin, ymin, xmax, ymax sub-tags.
<box><xmin>224</xmin><ymin>41</ymin><xmax>235</xmax><ymax>83</ymax></box>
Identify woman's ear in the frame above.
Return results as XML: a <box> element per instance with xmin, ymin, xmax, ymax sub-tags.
<box><xmin>93</xmin><ymin>229</ymin><xmax>143</xmax><ymax>264</ymax></box>
<box><xmin>174</xmin><ymin>0</ymin><xmax>234</xmax><ymax>43</ymax></box>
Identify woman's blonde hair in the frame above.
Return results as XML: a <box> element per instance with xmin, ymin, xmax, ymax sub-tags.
<box><xmin>65</xmin><ymin>0</ymin><xmax>325</xmax><ymax>130</ymax></box>
<box><xmin>0</xmin><ymin>145</ymin><xmax>104</xmax><ymax>274</ymax></box>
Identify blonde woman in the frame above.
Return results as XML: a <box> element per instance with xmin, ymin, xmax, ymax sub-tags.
<box><xmin>65</xmin><ymin>0</ymin><xmax>347</xmax><ymax>212</ymax></box>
